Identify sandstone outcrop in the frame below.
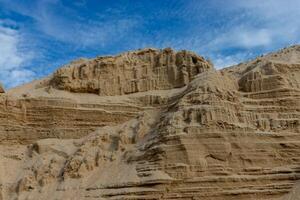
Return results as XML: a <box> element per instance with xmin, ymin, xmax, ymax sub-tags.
<box><xmin>0</xmin><ymin>83</ymin><xmax>4</xmax><ymax>93</ymax></box>
<box><xmin>50</xmin><ymin>48</ymin><xmax>211</xmax><ymax>95</ymax></box>
<box><xmin>0</xmin><ymin>46</ymin><xmax>299</xmax><ymax>200</ymax></box>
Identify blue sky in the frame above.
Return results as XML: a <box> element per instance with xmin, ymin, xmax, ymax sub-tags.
<box><xmin>0</xmin><ymin>0</ymin><xmax>300</xmax><ymax>89</ymax></box>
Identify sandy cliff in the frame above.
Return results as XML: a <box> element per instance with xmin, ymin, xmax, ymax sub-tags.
<box><xmin>0</xmin><ymin>46</ymin><xmax>299</xmax><ymax>200</ymax></box>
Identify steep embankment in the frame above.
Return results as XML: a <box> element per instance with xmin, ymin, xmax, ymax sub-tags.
<box><xmin>0</xmin><ymin>46</ymin><xmax>299</xmax><ymax>200</ymax></box>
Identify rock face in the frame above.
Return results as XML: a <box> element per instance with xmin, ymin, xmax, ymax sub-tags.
<box><xmin>0</xmin><ymin>83</ymin><xmax>4</xmax><ymax>93</ymax></box>
<box><xmin>0</xmin><ymin>46</ymin><xmax>299</xmax><ymax>200</ymax></box>
<box><xmin>50</xmin><ymin>48</ymin><xmax>211</xmax><ymax>95</ymax></box>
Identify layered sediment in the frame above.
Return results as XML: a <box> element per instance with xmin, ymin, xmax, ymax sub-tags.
<box><xmin>50</xmin><ymin>48</ymin><xmax>211</xmax><ymax>95</ymax></box>
<box><xmin>0</xmin><ymin>46</ymin><xmax>299</xmax><ymax>200</ymax></box>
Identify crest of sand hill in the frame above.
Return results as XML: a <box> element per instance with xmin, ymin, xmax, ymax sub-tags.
<box><xmin>0</xmin><ymin>46</ymin><xmax>299</xmax><ymax>200</ymax></box>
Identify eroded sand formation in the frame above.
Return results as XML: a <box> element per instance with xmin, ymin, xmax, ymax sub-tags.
<box><xmin>0</xmin><ymin>46</ymin><xmax>299</xmax><ymax>200</ymax></box>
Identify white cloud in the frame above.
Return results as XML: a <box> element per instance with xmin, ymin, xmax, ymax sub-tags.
<box><xmin>207</xmin><ymin>0</ymin><xmax>300</xmax><ymax>50</ymax></box>
<box><xmin>234</xmin><ymin>29</ymin><xmax>272</xmax><ymax>48</ymax></box>
<box><xmin>204</xmin><ymin>28</ymin><xmax>273</xmax><ymax>51</ymax></box>
<box><xmin>211</xmin><ymin>52</ymin><xmax>254</xmax><ymax>69</ymax></box>
<box><xmin>0</xmin><ymin>0</ymin><xmax>299</xmax><ymax>86</ymax></box>
<box><xmin>39</xmin><ymin>15</ymin><xmax>139</xmax><ymax>47</ymax></box>
<box><xmin>179</xmin><ymin>0</ymin><xmax>300</xmax><ymax>69</ymax></box>
<box><xmin>0</xmin><ymin>22</ymin><xmax>35</xmax><ymax>89</ymax></box>
<box><xmin>0</xmin><ymin>0</ymin><xmax>140</xmax><ymax>48</ymax></box>
<box><xmin>213</xmin><ymin>56</ymin><xmax>239</xmax><ymax>69</ymax></box>
<box><xmin>5</xmin><ymin>69</ymin><xmax>35</xmax><ymax>88</ymax></box>
<box><xmin>0</xmin><ymin>26</ymin><xmax>23</xmax><ymax>70</ymax></box>
<box><xmin>0</xmin><ymin>0</ymin><xmax>141</xmax><ymax>88</ymax></box>
<box><xmin>233</xmin><ymin>0</ymin><xmax>300</xmax><ymax>18</ymax></box>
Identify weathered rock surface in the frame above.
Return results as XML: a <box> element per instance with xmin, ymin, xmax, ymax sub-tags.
<box><xmin>50</xmin><ymin>48</ymin><xmax>211</xmax><ymax>95</ymax></box>
<box><xmin>0</xmin><ymin>46</ymin><xmax>299</xmax><ymax>200</ymax></box>
<box><xmin>0</xmin><ymin>83</ymin><xmax>4</xmax><ymax>93</ymax></box>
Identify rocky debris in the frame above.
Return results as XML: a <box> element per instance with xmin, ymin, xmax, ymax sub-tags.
<box><xmin>0</xmin><ymin>47</ymin><xmax>299</xmax><ymax>200</ymax></box>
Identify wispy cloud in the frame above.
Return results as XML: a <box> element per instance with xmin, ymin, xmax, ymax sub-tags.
<box><xmin>185</xmin><ymin>0</ymin><xmax>300</xmax><ymax>68</ymax></box>
<box><xmin>205</xmin><ymin>28</ymin><xmax>272</xmax><ymax>51</ymax></box>
<box><xmin>212</xmin><ymin>52</ymin><xmax>254</xmax><ymax>68</ymax></box>
<box><xmin>0</xmin><ymin>25</ymin><xmax>23</xmax><ymax>69</ymax></box>
<box><xmin>0</xmin><ymin>0</ymin><xmax>142</xmax><ymax>88</ymax></box>
<box><xmin>0</xmin><ymin>0</ymin><xmax>299</xmax><ymax>88</ymax></box>
<box><xmin>0</xmin><ymin>20</ymin><xmax>35</xmax><ymax>88</ymax></box>
<box><xmin>228</xmin><ymin>0</ymin><xmax>300</xmax><ymax>43</ymax></box>
<box><xmin>0</xmin><ymin>0</ymin><xmax>140</xmax><ymax>48</ymax></box>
